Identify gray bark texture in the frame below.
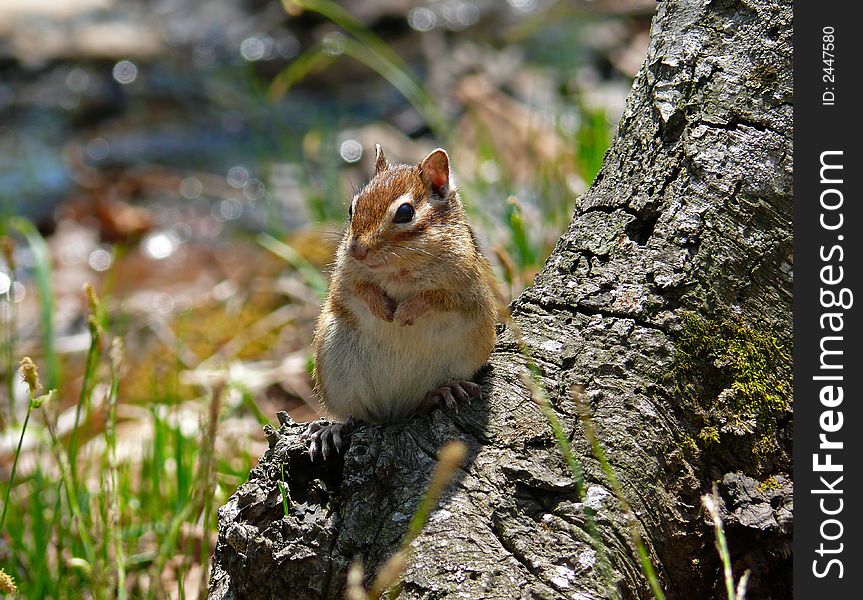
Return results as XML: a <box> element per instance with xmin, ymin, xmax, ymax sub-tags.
<box><xmin>208</xmin><ymin>0</ymin><xmax>793</xmax><ymax>598</ymax></box>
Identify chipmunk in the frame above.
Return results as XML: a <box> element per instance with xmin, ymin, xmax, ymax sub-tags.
<box><xmin>306</xmin><ymin>145</ymin><xmax>497</xmax><ymax>459</ymax></box>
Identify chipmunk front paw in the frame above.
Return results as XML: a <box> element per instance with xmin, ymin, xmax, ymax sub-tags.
<box><xmin>303</xmin><ymin>417</ymin><xmax>357</xmax><ymax>461</ymax></box>
<box><xmin>355</xmin><ymin>281</ymin><xmax>397</xmax><ymax>322</ymax></box>
<box><xmin>393</xmin><ymin>295</ymin><xmax>429</xmax><ymax>326</ymax></box>
<box><xmin>419</xmin><ymin>380</ymin><xmax>482</xmax><ymax>414</ymax></box>
<box><xmin>372</xmin><ymin>296</ymin><xmax>398</xmax><ymax>322</ymax></box>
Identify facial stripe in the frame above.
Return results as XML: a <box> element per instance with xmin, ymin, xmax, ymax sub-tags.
<box><xmin>389</xmin><ymin>223</ymin><xmax>427</xmax><ymax>243</ymax></box>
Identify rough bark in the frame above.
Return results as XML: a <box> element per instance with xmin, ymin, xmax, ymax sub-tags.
<box><xmin>208</xmin><ymin>0</ymin><xmax>793</xmax><ymax>598</ymax></box>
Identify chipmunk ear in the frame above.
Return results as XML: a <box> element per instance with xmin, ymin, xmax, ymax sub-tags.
<box><xmin>419</xmin><ymin>148</ymin><xmax>450</xmax><ymax>198</ymax></box>
<box><xmin>374</xmin><ymin>144</ymin><xmax>387</xmax><ymax>175</ymax></box>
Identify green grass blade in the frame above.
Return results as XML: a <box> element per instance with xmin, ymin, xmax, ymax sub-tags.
<box><xmin>704</xmin><ymin>486</ymin><xmax>738</xmax><ymax>600</ymax></box>
<box><xmin>279</xmin><ymin>464</ymin><xmax>290</xmax><ymax>517</ymax></box>
<box><xmin>337</xmin><ymin>37</ymin><xmax>447</xmax><ymax>139</ymax></box>
<box><xmin>8</xmin><ymin>218</ymin><xmax>59</xmax><ymax>389</ymax></box>
<box><xmin>106</xmin><ymin>340</ymin><xmax>127</xmax><ymax>599</ymax></box>
<box><xmin>285</xmin><ymin>0</ymin><xmax>411</xmax><ymax>72</ymax></box>
<box><xmin>69</xmin><ymin>314</ymin><xmax>102</xmax><ymax>483</ymax></box>
<box><xmin>268</xmin><ymin>42</ymin><xmax>335</xmax><ymax>101</ymax></box>
<box><xmin>280</xmin><ymin>0</ymin><xmax>447</xmax><ymax>137</ymax></box>
<box><xmin>257</xmin><ymin>233</ymin><xmax>327</xmax><ymax>297</ymax></box>
<box><xmin>0</xmin><ymin>407</ymin><xmax>32</xmax><ymax>532</ymax></box>
<box><xmin>2</xmin><ymin>256</ymin><xmax>17</xmax><ymax>427</ymax></box>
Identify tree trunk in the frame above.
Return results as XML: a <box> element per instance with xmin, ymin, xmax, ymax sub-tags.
<box><xmin>208</xmin><ymin>0</ymin><xmax>793</xmax><ymax>598</ymax></box>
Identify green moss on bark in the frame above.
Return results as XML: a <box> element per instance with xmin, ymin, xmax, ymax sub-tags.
<box><xmin>668</xmin><ymin>310</ymin><xmax>791</xmax><ymax>474</ymax></box>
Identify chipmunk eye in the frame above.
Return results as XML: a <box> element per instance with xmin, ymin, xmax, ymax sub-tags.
<box><xmin>348</xmin><ymin>204</ymin><xmax>353</xmax><ymax>220</ymax></box>
<box><xmin>393</xmin><ymin>203</ymin><xmax>415</xmax><ymax>224</ymax></box>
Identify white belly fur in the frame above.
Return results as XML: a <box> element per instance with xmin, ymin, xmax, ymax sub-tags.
<box><xmin>317</xmin><ymin>295</ymin><xmax>482</xmax><ymax>423</ymax></box>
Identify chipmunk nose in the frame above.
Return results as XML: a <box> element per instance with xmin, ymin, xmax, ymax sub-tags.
<box><xmin>348</xmin><ymin>240</ymin><xmax>369</xmax><ymax>261</ymax></box>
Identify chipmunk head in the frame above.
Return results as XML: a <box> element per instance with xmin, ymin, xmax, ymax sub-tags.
<box><xmin>343</xmin><ymin>144</ymin><xmax>464</xmax><ymax>272</ymax></box>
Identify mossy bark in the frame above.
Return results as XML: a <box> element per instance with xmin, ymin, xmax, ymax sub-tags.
<box><xmin>208</xmin><ymin>0</ymin><xmax>793</xmax><ymax>598</ymax></box>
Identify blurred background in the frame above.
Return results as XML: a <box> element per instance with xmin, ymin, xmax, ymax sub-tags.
<box><xmin>0</xmin><ymin>0</ymin><xmax>653</xmax><ymax>597</ymax></box>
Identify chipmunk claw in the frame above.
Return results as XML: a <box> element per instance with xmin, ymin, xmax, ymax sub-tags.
<box><xmin>457</xmin><ymin>380</ymin><xmax>482</xmax><ymax>402</ymax></box>
<box><xmin>304</xmin><ymin>418</ymin><xmax>356</xmax><ymax>461</ymax></box>
<box><xmin>421</xmin><ymin>380</ymin><xmax>482</xmax><ymax>414</ymax></box>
